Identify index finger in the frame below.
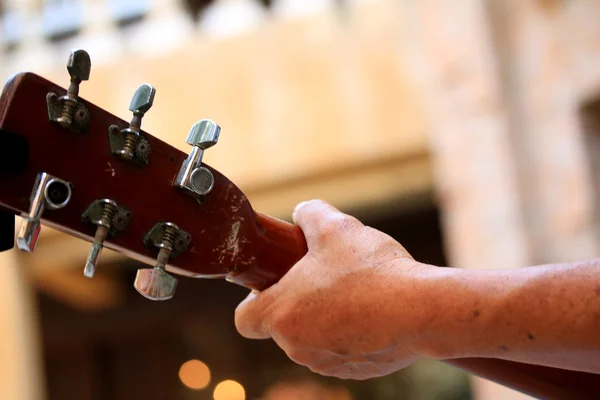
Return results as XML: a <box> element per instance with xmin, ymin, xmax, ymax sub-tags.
<box><xmin>234</xmin><ymin>286</ymin><xmax>281</xmax><ymax>339</ymax></box>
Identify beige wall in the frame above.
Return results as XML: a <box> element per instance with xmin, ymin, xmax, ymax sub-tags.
<box><xmin>0</xmin><ymin>3</ymin><xmax>431</xmax><ymax>399</ymax></box>
<box><xmin>0</xmin><ymin>250</ymin><xmax>47</xmax><ymax>400</ymax></box>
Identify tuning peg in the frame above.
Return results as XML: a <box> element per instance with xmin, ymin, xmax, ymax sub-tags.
<box><xmin>81</xmin><ymin>199</ymin><xmax>131</xmax><ymax>278</ymax></box>
<box><xmin>57</xmin><ymin>49</ymin><xmax>91</xmax><ymax>129</ymax></box>
<box><xmin>108</xmin><ymin>84</ymin><xmax>155</xmax><ymax>166</ymax></box>
<box><xmin>174</xmin><ymin>120</ymin><xmax>221</xmax><ymax>198</ymax></box>
<box><xmin>129</xmin><ymin>83</ymin><xmax>156</xmax><ymax>116</ymax></box>
<box><xmin>17</xmin><ymin>173</ymin><xmax>72</xmax><ymax>252</ymax></box>
<box><xmin>46</xmin><ymin>49</ymin><xmax>91</xmax><ymax>133</ymax></box>
<box><xmin>135</xmin><ymin>222</ymin><xmax>191</xmax><ymax>301</ymax></box>
<box><xmin>119</xmin><ymin>84</ymin><xmax>156</xmax><ymax>160</ymax></box>
<box><xmin>134</xmin><ymin>266</ymin><xmax>178</xmax><ymax>301</ymax></box>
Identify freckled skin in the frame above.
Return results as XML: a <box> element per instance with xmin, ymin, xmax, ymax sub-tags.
<box><xmin>234</xmin><ymin>200</ymin><xmax>600</xmax><ymax>379</ymax></box>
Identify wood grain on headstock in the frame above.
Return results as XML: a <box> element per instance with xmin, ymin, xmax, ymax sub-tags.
<box><xmin>0</xmin><ymin>72</ymin><xmax>306</xmax><ymax>290</ymax></box>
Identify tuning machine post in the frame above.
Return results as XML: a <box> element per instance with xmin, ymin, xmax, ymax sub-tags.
<box><xmin>46</xmin><ymin>49</ymin><xmax>91</xmax><ymax>133</ymax></box>
<box><xmin>174</xmin><ymin>120</ymin><xmax>220</xmax><ymax>199</ymax></box>
<box><xmin>17</xmin><ymin>173</ymin><xmax>72</xmax><ymax>252</ymax></box>
<box><xmin>134</xmin><ymin>222</ymin><xmax>191</xmax><ymax>301</ymax></box>
<box><xmin>108</xmin><ymin>84</ymin><xmax>155</xmax><ymax>167</ymax></box>
<box><xmin>81</xmin><ymin>199</ymin><xmax>131</xmax><ymax>278</ymax></box>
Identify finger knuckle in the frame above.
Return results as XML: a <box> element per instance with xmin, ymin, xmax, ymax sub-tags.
<box><xmin>295</xmin><ymin>199</ymin><xmax>325</xmax><ymax>219</ymax></box>
<box><xmin>319</xmin><ymin>368</ymin><xmax>348</xmax><ymax>379</ymax></box>
<box><xmin>318</xmin><ymin>215</ymin><xmax>359</xmax><ymax>241</ymax></box>
<box><xmin>286</xmin><ymin>348</ymin><xmax>311</xmax><ymax>365</ymax></box>
<box><xmin>270</xmin><ymin>306</ymin><xmax>295</xmax><ymax>335</ymax></box>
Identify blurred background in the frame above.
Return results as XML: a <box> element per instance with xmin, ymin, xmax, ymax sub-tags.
<box><xmin>1</xmin><ymin>0</ymin><xmax>600</xmax><ymax>399</ymax></box>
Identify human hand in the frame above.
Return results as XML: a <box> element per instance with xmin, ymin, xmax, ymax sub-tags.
<box><xmin>235</xmin><ymin>200</ymin><xmax>435</xmax><ymax>379</ymax></box>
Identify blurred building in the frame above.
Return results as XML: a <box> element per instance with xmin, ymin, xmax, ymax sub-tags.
<box><xmin>1</xmin><ymin>1</ymin><xmax>599</xmax><ymax>399</ymax></box>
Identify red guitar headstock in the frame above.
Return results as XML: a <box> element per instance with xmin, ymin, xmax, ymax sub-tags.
<box><xmin>0</xmin><ymin>50</ymin><xmax>307</xmax><ymax>300</ymax></box>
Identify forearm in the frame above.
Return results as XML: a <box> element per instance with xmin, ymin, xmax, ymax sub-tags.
<box><xmin>414</xmin><ymin>259</ymin><xmax>600</xmax><ymax>373</ymax></box>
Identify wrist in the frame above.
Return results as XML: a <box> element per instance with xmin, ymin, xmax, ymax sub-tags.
<box><xmin>409</xmin><ymin>265</ymin><xmax>496</xmax><ymax>360</ymax></box>
<box><xmin>384</xmin><ymin>260</ymin><xmax>461</xmax><ymax>360</ymax></box>
<box><xmin>411</xmin><ymin>264</ymin><xmax>460</xmax><ymax>360</ymax></box>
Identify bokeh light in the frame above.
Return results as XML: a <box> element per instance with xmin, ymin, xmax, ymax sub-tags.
<box><xmin>213</xmin><ymin>380</ymin><xmax>246</xmax><ymax>400</ymax></box>
<box><xmin>262</xmin><ymin>379</ymin><xmax>353</xmax><ymax>400</ymax></box>
<box><xmin>178</xmin><ymin>359</ymin><xmax>211</xmax><ymax>390</ymax></box>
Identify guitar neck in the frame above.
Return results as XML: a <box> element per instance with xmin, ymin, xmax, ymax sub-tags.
<box><xmin>240</xmin><ymin>214</ymin><xmax>600</xmax><ymax>399</ymax></box>
<box><xmin>226</xmin><ymin>213</ymin><xmax>307</xmax><ymax>291</ymax></box>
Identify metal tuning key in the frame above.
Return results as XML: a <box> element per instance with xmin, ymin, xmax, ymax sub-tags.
<box><xmin>174</xmin><ymin>120</ymin><xmax>220</xmax><ymax>199</ymax></box>
<box><xmin>81</xmin><ymin>199</ymin><xmax>131</xmax><ymax>278</ymax></box>
<box><xmin>108</xmin><ymin>84</ymin><xmax>155</xmax><ymax>167</ymax></box>
<box><xmin>46</xmin><ymin>49</ymin><xmax>91</xmax><ymax>133</ymax></box>
<box><xmin>17</xmin><ymin>173</ymin><xmax>72</xmax><ymax>252</ymax></box>
<box><xmin>134</xmin><ymin>222</ymin><xmax>191</xmax><ymax>301</ymax></box>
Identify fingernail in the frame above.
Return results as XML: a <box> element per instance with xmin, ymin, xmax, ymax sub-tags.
<box><xmin>292</xmin><ymin>201</ymin><xmax>309</xmax><ymax>222</ymax></box>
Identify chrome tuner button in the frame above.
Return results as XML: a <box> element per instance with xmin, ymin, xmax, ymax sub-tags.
<box><xmin>190</xmin><ymin>166</ymin><xmax>215</xmax><ymax>195</ymax></box>
<box><xmin>134</xmin><ymin>222</ymin><xmax>191</xmax><ymax>301</ymax></box>
<box><xmin>108</xmin><ymin>84</ymin><xmax>155</xmax><ymax>166</ymax></box>
<box><xmin>174</xmin><ymin>120</ymin><xmax>220</xmax><ymax>198</ymax></box>
<box><xmin>81</xmin><ymin>199</ymin><xmax>131</xmax><ymax>278</ymax></box>
<box><xmin>47</xmin><ymin>49</ymin><xmax>91</xmax><ymax>133</ymax></box>
<box><xmin>17</xmin><ymin>173</ymin><xmax>72</xmax><ymax>252</ymax></box>
<box><xmin>134</xmin><ymin>267</ymin><xmax>178</xmax><ymax>301</ymax></box>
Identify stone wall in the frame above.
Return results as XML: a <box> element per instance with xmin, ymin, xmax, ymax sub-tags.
<box><xmin>402</xmin><ymin>0</ymin><xmax>600</xmax><ymax>398</ymax></box>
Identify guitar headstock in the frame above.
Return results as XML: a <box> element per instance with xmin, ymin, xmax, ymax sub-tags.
<box><xmin>0</xmin><ymin>50</ymin><xmax>306</xmax><ymax>300</ymax></box>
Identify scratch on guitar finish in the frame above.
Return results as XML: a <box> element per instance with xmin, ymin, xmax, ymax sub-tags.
<box><xmin>229</xmin><ymin>193</ymin><xmax>240</xmax><ymax>212</ymax></box>
<box><xmin>229</xmin><ymin>190</ymin><xmax>247</xmax><ymax>213</ymax></box>
<box><xmin>105</xmin><ymin>162</ymin><xmax>116</xmax><ymax>177</ymax></box>
<box><xmin>240</xmin><ymin>256</ymin><xmax>256</xmax><ymax>267</ymax></box>
<box><xmin>224</xmin><ymin>183</ymin><xmax>234</xmax><ymax>201</ymax></box>
<box><xmin>217</xmin><ymin>220</ymin><xmax>241</xmax><ymax>264</ymax></box>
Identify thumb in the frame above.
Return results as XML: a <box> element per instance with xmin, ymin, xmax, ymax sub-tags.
<box><xmin>292</xmin><ymin>200</ymin><xmax>359</xmax><ymax>249</ymax></box>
